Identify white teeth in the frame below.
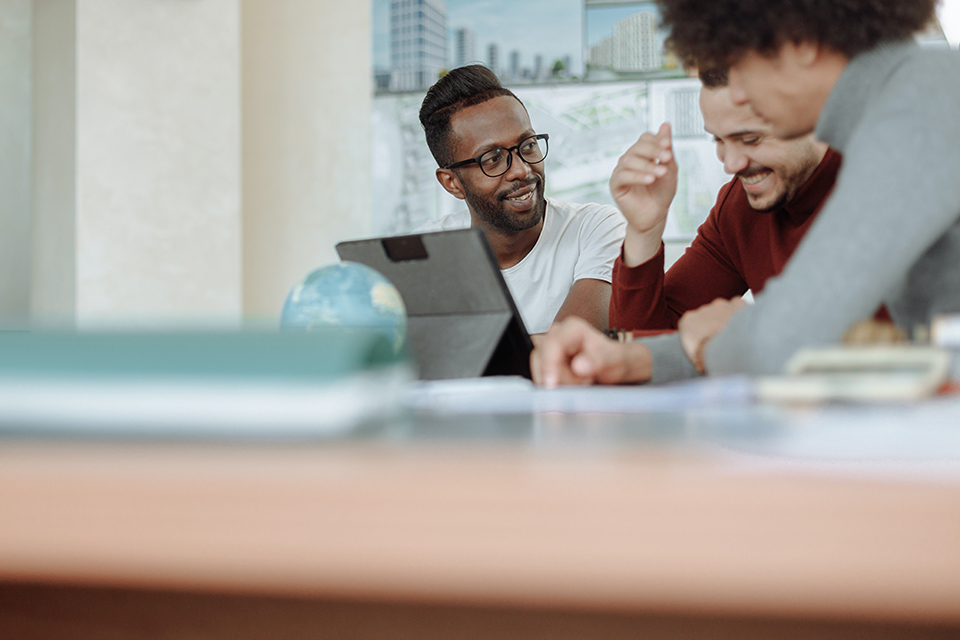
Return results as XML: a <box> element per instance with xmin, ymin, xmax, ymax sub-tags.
<box><xmin>508</xmin><ymin>192</ymin><xmax>533</xmax><ymax>201</ymax></box>
<box><xmin>741</xmin><ymin>172</ymin><xmax>769</xmax><ymax>185</ymax></box>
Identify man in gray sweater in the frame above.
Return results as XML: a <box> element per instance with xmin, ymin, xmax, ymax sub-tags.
<box><xmin>531</xmin><ymin>0</ymin><xmax>960</xmax><ymax>387</ymax></box>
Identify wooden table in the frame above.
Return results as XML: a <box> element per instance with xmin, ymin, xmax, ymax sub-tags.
<box><xmin>2</xmin><ymin>409</ymin><xmax>960</xmax><ymax>639</ymax></box>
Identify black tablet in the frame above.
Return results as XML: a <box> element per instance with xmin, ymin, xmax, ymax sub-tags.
<box><xmin>336</xmin><ymin>228</ymin><xmax>533</xmax><ymax>380</ymax></box>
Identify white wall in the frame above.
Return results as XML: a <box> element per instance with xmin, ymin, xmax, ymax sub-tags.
<box><xmin>0</xmin><ymin>0</ymin><xmax>33</xmax><ymax>326</ymax></box>
<box><xmin>32</xmin><ymin>0</ymin><xmax>244</xmax><ymax>329</ymax></box>
<box><xmin>242</xmin><ymin>0</ymin><xmax>372</xmax><ymax>321</ymax></box>
<box><xmin>939</xmin><ymin>0</ymin><xmax>960</xmax><ymax>47</ymax></box>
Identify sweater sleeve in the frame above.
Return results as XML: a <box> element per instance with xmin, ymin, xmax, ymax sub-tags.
<box><xmin>705</xmin><ymin>52</ymin><xmax>960</xmax><ymax>376</ymax></box>
<box><xmin>608</xmin><ymin>180</ymin><xmax>749</xmax><ymax>332</ymax></box>
<box><xmin>608</xmin><ymin>244</ymin><xmax>670</xmax><ymax>331</ymax></box>
<box><xmin>641</xmin><ymin>332</ymin><xmax>701</xmax><ymax>384</ymax></box>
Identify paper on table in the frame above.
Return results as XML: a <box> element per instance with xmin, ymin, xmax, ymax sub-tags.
<box><xmin>407</xmin><ymin>375</ymin><xmax>755</xmax><ymax>414</ymax></box>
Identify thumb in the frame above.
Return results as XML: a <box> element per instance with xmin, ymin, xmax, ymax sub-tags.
<box><xmin>571</xmin><ymin>352</ymin><xmax>597</xmax><ymax>377</ymax></box>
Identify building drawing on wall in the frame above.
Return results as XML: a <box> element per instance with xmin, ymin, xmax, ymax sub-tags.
<box><xmin>589</xmin><ymin>10</ymin><xmax>660</xmax><ymax>72</ymax></box>
<box><xmin>390</xmin><ymin>0</ymin><xmax>448</xmax><ymax>92</ymax></box>
<box><xmin>615</xmin><ymin>12</ymin><xmax>660</xmax><ymax>71</ymax></box>
<box><xmin>374</xmin><ymin>0</ymin><xmax>582</xmax><ymax>91</ymax></box>
<box><xmin>485</xmin><ymin>47</ymin><xmax>568</xmax><ymax>84</ymax></box>
<box><xmin>590</xmin><ymin>38</ymin><xmax>614</xmax><ymax>71</ymax></box>
<box><xmin>487</xmin><ymin>43</ymin><xmax>499</xmax><ymax>77</ymax></box>
<box><xmin>509</xmin><ymin>50</ymin><xmax>521</xmax><ymax>80</ymax></box>
<box><xmin>454</xmin><ymin>27</ymin><xmax>475</xmax><ymax>67</ymax></box>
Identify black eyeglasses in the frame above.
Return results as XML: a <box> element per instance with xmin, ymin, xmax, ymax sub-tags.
<box><xmin>444</xmin><ymin>133</ymin><xmax>550</xmax><ymax>178</ymax></box>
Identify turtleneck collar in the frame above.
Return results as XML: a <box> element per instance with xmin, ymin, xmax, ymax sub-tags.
<box><xmin>815</xmin><ymin>39</ymin><xmax>919</xmax><ymax>152</ymax></box>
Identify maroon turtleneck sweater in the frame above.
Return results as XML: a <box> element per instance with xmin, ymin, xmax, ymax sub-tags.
<box><xmin>610</xmin><ymin>147</ymin><xmax>843</xmax><ymax>332</ymax></box>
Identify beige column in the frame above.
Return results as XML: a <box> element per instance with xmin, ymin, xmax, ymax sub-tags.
<box><xmin>0</xmin><ymin>0</ymin><xmax>33</xmax><ymax>326</ymax></box>
<box><xmin>28</xmin><ymin>0</ymin><xmax>371</xmax><ymax>328</ymax></box>
<box><xmin>31</xmin><ymin>0</ymin><xmax>242</xmax><ymax>329</ymax></box>
<box><xmin>31</xmin><ymin>0</ymin><xmax>77</xmax><ymax>326</ymax></box>
<box><xmin>241</xmin><ymin>0</ymin><xmax>372</xmax><ymax>322</ymax></box>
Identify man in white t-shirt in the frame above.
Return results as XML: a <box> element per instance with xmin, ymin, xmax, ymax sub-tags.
<box><xmin>418</xmin><ymin>65</ymin><xmax>626</xmax><ymax>335</ymax></box>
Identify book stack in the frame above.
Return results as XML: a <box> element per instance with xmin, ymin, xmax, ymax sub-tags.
<box><xmin>0</xmin><ymin>329</ymin><xmax>412</xmax><ymax>438</ymax></box>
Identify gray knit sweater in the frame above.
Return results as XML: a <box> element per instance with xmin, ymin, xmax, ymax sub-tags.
<box><xmin>644</xmin><ymin>40</ymin><xmax>960</xmax><ymax>382</ymax></box>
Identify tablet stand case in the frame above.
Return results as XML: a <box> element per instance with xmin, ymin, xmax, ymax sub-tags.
<box><xmin>336</xmin><ymin>229</ymin><xmax>533</xmax><ymax>380</ymax></box>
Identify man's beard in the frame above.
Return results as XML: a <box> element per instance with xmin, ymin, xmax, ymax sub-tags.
<box><xmin>462</xmin><ymin>176</ymin><xmax>546</xmax><ymax>233</ymax></box>
<box><xmin>739</xmin><ymin>156</ymin><xmax>819</xmax><ymax>213</ymax></box>
<box><xmin>738</xmin><ymin>166</ymin><xmax>787</xmax><ymax>213</ymax></box>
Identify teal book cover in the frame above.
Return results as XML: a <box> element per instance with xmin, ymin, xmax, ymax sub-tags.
<box><xmin>0</xmin><ymin>329</ymin><xmax>412</xmax><ymax>438</ymax></box>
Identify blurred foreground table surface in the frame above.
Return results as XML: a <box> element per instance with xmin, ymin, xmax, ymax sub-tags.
<box><xmin>2</xmin><ymin>401</ymin><xmax>960</xmax><ymax>639</ymax></box>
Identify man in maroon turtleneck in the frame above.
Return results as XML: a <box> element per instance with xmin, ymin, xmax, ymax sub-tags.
<box><xmin>608</xmin><ymin>69</ymin><xmax>840</xmax><ymax>334</ymax></box>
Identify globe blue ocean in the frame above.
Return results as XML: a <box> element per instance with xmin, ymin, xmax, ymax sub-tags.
<box><xmin>280</xmin><ymin>262</ymin><xmax>407</xmax><ymax>354</ymax></box>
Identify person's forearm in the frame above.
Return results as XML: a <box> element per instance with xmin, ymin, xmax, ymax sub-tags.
<box><xmin>554</xmin><ymin>279</ymin><xmax>611</xmax><ymax>331</ymax></box>
<box><xmin>622</xmin><ymin>223</ymin><xmax>666</xmax><ymax>268</ymax></box>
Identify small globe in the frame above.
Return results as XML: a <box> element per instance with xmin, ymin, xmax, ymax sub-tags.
<box><xmin>280</xmin><ymin>262</ymin><xmax>407</xmax><ymax>354</ymax></box>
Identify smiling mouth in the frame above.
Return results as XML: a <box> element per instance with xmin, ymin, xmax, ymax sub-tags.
<box><xmin>500</xmin><ymin>177</ymin><xmax>540</xmax><ymax>203</ymax></box>
<box><xmin>505</xmin><ymin>191</ymin><xmax>534</xmax><ymax>203</ymax></box>
<box><xmin>740</xmin><ymin>170</ymin><xmax>771</xmax><ymax>186</ymax></box>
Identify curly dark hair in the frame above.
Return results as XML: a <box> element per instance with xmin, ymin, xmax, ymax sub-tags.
<box><xmin>698</xmin><ymin>66</ymin><xmax>728</xmax><ymax>89</ymax></box>
<box><xmin>657</xmin><ymin>0</ymin><xmax>938</xmax><ymax>70</ymax></box>
<box><xmin>419</xmin><ymin>65</ymin><xmax>522</xmax><ymax>167</ymax></box>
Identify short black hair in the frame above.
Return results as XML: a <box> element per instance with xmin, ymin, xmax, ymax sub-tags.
<box><xmin>658</xmin><ymin>0</ymin><xmax>937</xmax><ymax>71</ymax></box>
<box><xmin>419</xmin><ymin>65</ymin><xmax>522</xmax><ymax>167</ymax></box>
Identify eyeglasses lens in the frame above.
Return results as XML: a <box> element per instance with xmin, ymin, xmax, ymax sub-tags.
<box><xmin>519</xmin><ymin>137</ymin><xmax>546</xmax><ymax>164</ymax></box>
<box><xmin>478</xmin><ymin>136</ymin><xmax>548</xmax><ymax>177</ymax></box>
<box><xmin>479</xmin><ymin>149</ymin><xmax>508</xmax><ymax>176</ymax></box>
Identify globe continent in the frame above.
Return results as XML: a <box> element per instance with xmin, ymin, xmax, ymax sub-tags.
<box><xmin>280</xmin><ymin>262</ymin><xmax>407</xmax><ymax>354</ymax></box>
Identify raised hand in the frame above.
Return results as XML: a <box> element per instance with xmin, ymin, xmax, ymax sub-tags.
<box><xmin>610</xmin><ymin>122</ymin><xmax>679</xmax><ymax>266</ymax></box>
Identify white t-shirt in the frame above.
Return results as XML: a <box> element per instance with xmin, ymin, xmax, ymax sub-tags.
<box><xmin>418</xmin><ymin>197</ymin><xmax>626</xmax><ymax>334</ymax></box>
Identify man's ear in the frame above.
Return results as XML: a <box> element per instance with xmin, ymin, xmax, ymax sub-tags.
<box><xmin>436</xmin><ymin>168</ymin><xmax>466</xmax><ymax>200</ymax></box>
<box><xmin>785</xmin><ymin>40</ymin><xmax>820</xmax><ymax>69</ymax></box>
